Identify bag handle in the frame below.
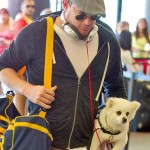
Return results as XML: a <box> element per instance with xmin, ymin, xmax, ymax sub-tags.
<box><xmin>39</xmin><ymin>17</ymin><xmax>54</xmax><ymax>117</ymax></box>
<box><xmin>44</xmin><ymin>17</ymin><xmax>54</xmax><ymax>89</ymax></box>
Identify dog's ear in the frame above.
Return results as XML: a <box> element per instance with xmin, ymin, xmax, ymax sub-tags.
<box><xmin>128</xmin><ymin>101</ymin><xmax>141</xmax><ymax>121</ymax></box>
<box><xmin>131</xmin><ymin>101</ymin><xmax>141</xmax><ymax>112</ymax></box>
<box><xmin>106</xmin><ymin>98</ymin><xmax>115</xmax><ymax>108</ymax></box>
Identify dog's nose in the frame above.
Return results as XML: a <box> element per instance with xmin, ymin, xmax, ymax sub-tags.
<box><xmin>122</xmin><ymin>117</ymin><xmax>127</xmax><ymax>123</ymax></box>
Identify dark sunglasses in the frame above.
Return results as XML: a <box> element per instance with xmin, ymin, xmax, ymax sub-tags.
<box><xmin>67</xmin><ymin>1</ymin><xmax>99</xmax><ymax>21</ymax></box>
<box><xmin>75</xmin><ymin>14</ymin><xmax>100</xmax><ymax>21</ymax></box>
<box><xmin>26</xmin><ymin>5</ymin><xmax>35</xmax><ymax>8</ymax></box>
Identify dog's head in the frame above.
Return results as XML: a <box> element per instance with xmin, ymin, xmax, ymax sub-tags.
<box><xmin>105</xmin><ymin>98</ymin><xmax>140</xmax><ymax>128</ymax></box>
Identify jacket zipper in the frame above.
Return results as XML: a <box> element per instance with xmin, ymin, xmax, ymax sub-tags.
<box><xmin>67</xmin><ymin>78</ymin><xmax>81</xmax><ymax>149</ymax></box>
<box><xmin>55</xmin><ymin>40</ymin><xmax>108</xmax><ymax>148</ymax></box>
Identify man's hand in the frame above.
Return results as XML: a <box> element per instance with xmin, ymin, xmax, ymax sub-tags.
<box><xmin>0</xmin><ymin>68</ymin><xmax>57</xmax><ymax>109</ymax></box>
<box><xmin>24</xmin><ymin>85</ymin><xmax>57</xmax><ymax>109</ymax></box>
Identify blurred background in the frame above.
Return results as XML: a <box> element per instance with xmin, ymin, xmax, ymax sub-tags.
<box><xmin>0</xmin><ymin>0</ymin><xmax>150</xmax><ymax>150</ymax></box>
<box><xmin>0</xmin><ymin>0</ymin><xmax>150</xmax><ymax>33</ymax></box>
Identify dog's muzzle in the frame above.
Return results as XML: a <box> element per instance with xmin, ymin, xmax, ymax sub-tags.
<box><xmin>122</xmin><ymin>117</ymin><xmax>127</xmax><ymax>123</ymax></box>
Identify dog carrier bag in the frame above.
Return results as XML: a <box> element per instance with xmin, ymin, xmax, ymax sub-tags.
<box><xmin>0</xmin><ymin>17</ymin><xmax>54</xmax><ymax>150</ymax></box>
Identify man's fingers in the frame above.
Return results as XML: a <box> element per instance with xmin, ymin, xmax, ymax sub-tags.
<box><xmin>45</xmin><ymin>85</ymin><xmax>57</xmax><ymax>96</ymax></box>
<box><xmin>51</xmin><ymin>85</ymin><xmax>57</xmax><ymax>91</ymax></box>
<box><xmin>40</xmin><ymin>96</ymin><xmax>55</xmax><ymax>104</ymax></box>
<box><xmin>42</xmin><ymin>92</ymin><xmax>55</xmax><ymax>101</ymax></box>
<box><xmin>30</xmin><ymin>85</ymin><xmax>57</xmax><ymax>108</ymax></box>
<box><xmin>39</xmin><ymin>101</ymin><xmax>51</xmax><ymax>109</ymax></box>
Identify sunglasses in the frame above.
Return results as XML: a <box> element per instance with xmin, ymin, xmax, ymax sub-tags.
<box><xmin>67</xmin><ymin>1</ymin><xmax>99</xmax><ymax>21</ymax></box>
<box><xmin>26</xmin><ymin>5</ymin><xmax>35</xmax><ymax>8</ymax></box>
<box><xmin>75</xmin><ymin>13</ymin><xmax>100</xmax><ymax>21</ymax></box>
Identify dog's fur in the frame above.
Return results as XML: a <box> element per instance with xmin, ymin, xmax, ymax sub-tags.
<box><xmin>90</xmin><ymin>98</ymin><xmax>141</xmax><ymax>150</ymax></box>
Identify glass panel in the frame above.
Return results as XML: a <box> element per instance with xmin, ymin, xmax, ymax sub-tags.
<box><xmin>50</xmin><ymin>0</ymin><xmax>62</xmax><ymax>12</ymax></box>
<box><xmin>101</xmin><ymin>0</ymin><xmax>118</xmax><ymax>33</ymax></box>
<box><xmin>0</xmin><ymin>0</ymin><xmax>8</xmax><ymax>9</ymax></box>
<box><xmin>121</xmin><ymin>0</ymin><xmax>146</xmax><ymax>32</ymax></box>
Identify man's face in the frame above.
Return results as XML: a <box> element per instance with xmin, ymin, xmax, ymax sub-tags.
<box><xmin>21</xmin><ymin>0</ymin><xmax>35</xmax><ymax>17</ymax></box>
<box><xmin>64</xmin><ymin>1</ymin><xmax>97</xmax><ymax>37</ymax></box>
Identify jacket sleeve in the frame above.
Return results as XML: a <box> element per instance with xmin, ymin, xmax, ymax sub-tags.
<box><xmin>103</xmin><ymin>37</ymin><xmax>127</xmax><ymax>99</ymax></box>
<box><xmin>0</xmin><ymin>22</ymin><xmax>36</xmax><ymax>72</ymax></box>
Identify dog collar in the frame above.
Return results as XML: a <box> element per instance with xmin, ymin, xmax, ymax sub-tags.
<box><xmin>98</xmin><ymin>118</ymin><xmax>121</xmax><ymax>135</ymax></box>
<box><xmin>96</xmin><ymin>105</ymin><xmax>106</xmax><ymax>119</ymax></box>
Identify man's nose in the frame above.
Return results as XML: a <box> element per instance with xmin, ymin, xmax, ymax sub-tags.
<box><xmin>82</xmin><ymin>16</ymin><xmax>93</xmax><ymax>25</ymax></box>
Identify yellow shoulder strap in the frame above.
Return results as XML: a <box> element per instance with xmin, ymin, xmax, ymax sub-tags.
<box><xmin>40</xmin><ymin>17</ymin><xmax>54</xmax><ymax>117</ymax></box>
<box><xmin>44</xmin><ymin>17</ymin><xmax>54</xmax><ymax>89</ymax></box>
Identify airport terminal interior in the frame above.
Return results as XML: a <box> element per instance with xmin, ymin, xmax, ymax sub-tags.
<box><xmin>0</xmin><ymin>0</ymin><xmax>150</xmax><ymax>150</ymax></box>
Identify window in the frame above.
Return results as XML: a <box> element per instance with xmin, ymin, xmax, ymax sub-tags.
<box><xmin>121</xmin><ymin>0</ymin><xmax>146</xmax><ymax>32</ymax></box>
<box><xmin>50</xmin><ymin>0</ymin><xmax>62</xmax><ymax>12</ymax></box>
<box><xmin>101</xmin><ymin>0</ymin><xmax>118</xmax><ymax>33</ymax></box>
<box><xmin>0</xmin><ymin>0</ymin><xmax>8</xmax><ymax>9</ymax></box>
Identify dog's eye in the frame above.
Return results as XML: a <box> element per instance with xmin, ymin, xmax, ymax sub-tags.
<box><xmin>126</xmin><ymin>112</ymin><xmax>129</xmax><ymax>116</ymax></box>
<box><xmin>116</xmin><ymin>111</ymin><xmax>121</xmax><ymax>116</ymax></box>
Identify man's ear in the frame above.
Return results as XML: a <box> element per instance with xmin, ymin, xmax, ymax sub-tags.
<box><xmin>62</xmin><ymin>0</ymin><xmax>69</xmax><ymax>10</ymax></box>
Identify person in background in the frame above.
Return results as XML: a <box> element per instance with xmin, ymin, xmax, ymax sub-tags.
<box><xmin>118</xmin><ymin>30</ymin><xmax>141</xmax><ymax>72</ymax></box>
<box><xmin>14</xmin><ymin>12</ymin><xmax>22</xmax><ymax>21</ymax></box>
<box><xmin>14</xmin><ymin>0</ymin><xmax>35</xmax><ymax>38</ymax></box>
<box><xmin>0</xmin><ymin>0</ymin><xmax>127</xmax><ymax>149</ymax></box>
<box><xmin>14</xmin><ymin>0</ymin><xmax>35</xmax><ymax>77</ymax></box>
<box><xmin>132</xmin><ymin>18</ymin><xmax>150</xmax><ymax>51</ymax></box>
<box><xmin>0</xmin><ymin>8</ymin><xmax>14</xmax><ymax>96</ymax></box>
<box><xmin>13</xmin><ymin>0</ymin><xmax>35</xmax><ymax>115</ymax></box>
<box><xmin>116</xmin><ymin>21</ymin><xmax>129</xmax><ymax>39</ymax></box>
<box><xmin>132</xmin><ymin>18</ymin><xmax>150</xmax><ymax>74</ymax></box>
<box><xmin>0</xmin><ymin>8</ymin><xmax>13</xmax><ymax>54</ymax></box>
<box><xmin>14</xmin><ymin>0</ymin><xmax>35</xmax><ymax>75</ymax></box>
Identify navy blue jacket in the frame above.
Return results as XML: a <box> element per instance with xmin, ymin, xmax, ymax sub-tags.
<box><xmin>0</xmin><ymin>14</ymin><xmax>126</xmax><ymax>148</ymax></box>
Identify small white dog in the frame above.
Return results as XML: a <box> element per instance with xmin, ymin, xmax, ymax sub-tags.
<box><xmin>90</xmin><ymin>98</ymin><xmax>141</xmax><ymax>150</ymax></box>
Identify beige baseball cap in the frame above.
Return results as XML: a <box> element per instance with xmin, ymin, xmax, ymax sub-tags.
<box><xmin>70</xmin><ymin>0</ymin><xmax>106</xmax><ymax>17</ymax></box>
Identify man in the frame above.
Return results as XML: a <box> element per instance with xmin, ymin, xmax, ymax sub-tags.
<box><xmin>0</xmin><ymin>0</ymin><xmax>127</xmax><ymax>149</ymax></box>
<box><xmin>14</xmin><ymin>0</ymin><xmax>35</xmax><ymax>38</ymax></box>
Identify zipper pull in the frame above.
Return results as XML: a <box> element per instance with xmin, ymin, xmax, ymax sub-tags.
<box><xmin>78</xmin><ymin>79</ymin><xmax>81</xmax><ymax>84</ymax></box>
<box><xmin>53</xmin><ymin>52</ymin><xmax>56</xmax><ymax>64</ymax></box>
